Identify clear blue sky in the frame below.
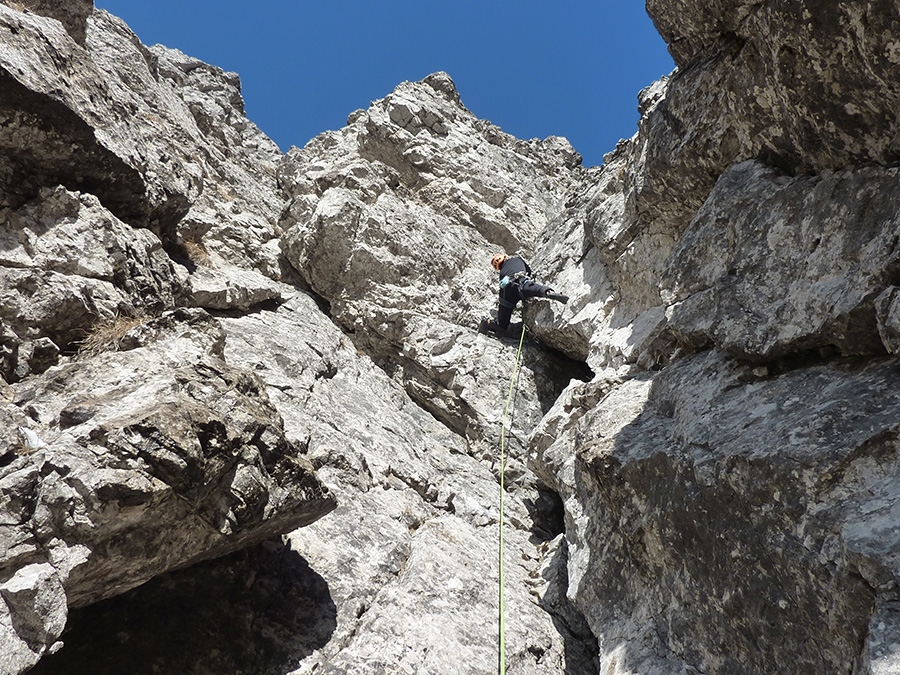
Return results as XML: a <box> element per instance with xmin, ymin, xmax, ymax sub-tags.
<box><xmin>94</xmin><ymin>1</ymin><xmax>674</xmax><ymax>168</ymax></box>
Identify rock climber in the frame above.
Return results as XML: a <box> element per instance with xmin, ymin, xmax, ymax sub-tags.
<box><xmin>478</xmin><ymin>253</ymin><xmax>568</xmax><ymax>336</ymax></box>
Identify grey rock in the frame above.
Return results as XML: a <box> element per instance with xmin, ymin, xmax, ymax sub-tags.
<box><xmin>0</xmin><ymin>186</ymin><xmax>187</xmax><ymax>377</ymax></box>
<box><xmin>218</xmin><ymin>293</ymin><xmax>594</xmax><ymax>674</ymax></box>
<box><xmin>13</xmin><ymin>338</ymin><xmax>60</xmax><ymax>380</ymax></box>
<box><xmin>876</xmin><ymin>287</ymin><xmax>900</xmax><ymax>355</ymax></box>
<box><xmin>518</xmin><ymin>3</ymin><xmax>900</xmax><ymax>672</ymax></box>
<box><xmin>0</xmin><ymin>6</ymin><xmax>593</xmax><ymax>673</ymax></box>
<box><xmin>4</xmin><ymin>0</ymin><xmax>900</xmax><ymax>674</ymax></box>
<box><xmin>532</xmin><ymin>351</ymin><xmax>900</xmax><ymax>674</ymax></box>
<box><xmin>860</xmin><ymin>598</ymin><xmax>900</xmax><ymax>675</ymax></box>
<box><xmin>0</xmin><ymin>308</ymin><xmax>335</xmax><ymax>671</ymax></box>
<box><xmin>188</xmin><ymin>264</ymin><xmax>290</xmax><ymax>311</ymax></box>
<box><xmin>0</xmin><ymin>562</ymin><xmax>67</xmax><ymax>673</ymax></box>
<box><xmin>7</xmin><ymin>0</ymin><xmax>93</xmax><ymax>45</ymax></box>
<box><xmin>0</xmin><ymin>6</ymin><xmax>160</xmax><ymax>223</ymax></box>
<box><xmin>0</xmin><ymin>4</ymin><xmax>283</xmax><ymax>278</ymax></box>
<box><xmin>641</xmin><ymin>0</ymin><xmax>900</xmax><ymax>234</ymax></box>
<box><xmin>519</xmin><ymin>79</ymin><xmax>689</xmax><ymax>375</ymax></box>
<box><xmin>278</xmin><ymin>72</ymin><xmax>587</xmax><ymax>460</ymax></box>
<box><xmin>148</xmin><ymin>44</ymin><xmax>284</xmax><ymax>275</ymax></box>
<box><xmin>278</xmin><ymin>73</ymin><xmax>581</xmax><ymax>322</ymax></box>
<box><xmin>650</xmin><ymin>160</ymin><xmax>900</xmax><ymax>363</ymax></box>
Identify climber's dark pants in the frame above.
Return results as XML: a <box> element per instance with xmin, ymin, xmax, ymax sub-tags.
<box><xmin>496</xmin><ymin>279</ymin><xmax>551</xmax><ymax>328</ymax></box>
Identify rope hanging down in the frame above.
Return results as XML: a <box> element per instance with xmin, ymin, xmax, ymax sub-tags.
<box><xmin>498</xmin><ymin>324</ymin><xmax>527</xmax><ymax>674</ymax></box>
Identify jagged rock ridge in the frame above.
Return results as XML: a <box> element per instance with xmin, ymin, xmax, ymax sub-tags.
<box><xmin>1</xmin><ymin>1</ymin><xmax>900</xmax><ymax>675</ymax></box>
<box><xmin>0</xmin><ymin>3</ymin><xmax>595</xmax><ymax>674</ymax></box>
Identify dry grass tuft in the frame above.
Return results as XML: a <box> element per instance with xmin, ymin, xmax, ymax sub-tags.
<box><xmin>78</xmin><ymin>313</ymin><xmax>148</xmax><ymax>357</ymax></box>
<box><xmin>183</xmin><ymin>238</ymin><xmax>211</xmax><ymax>267</ymax></box>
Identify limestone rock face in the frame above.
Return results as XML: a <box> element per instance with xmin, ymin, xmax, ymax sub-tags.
<box><xmin>3</xmin><ymin>0</ymin><xmax>93</xmax><ymax>44</ymax></box>
<box><xmin>273</xmin><ymin>80</ymin><xmax>597</xmax><ymax>674</ymax></box>
<box><xmin>0</xmin><ymin>186</ymin><xmax>188</xmax><ymax>381</ymax></box>
<box><xmin>1</xmin><ymin>308</ymin><xmax>335</xmax><ymax>673</ymax></box>
<box><xmin>640</xmin><ymin>0</ymin><xmax>900</xmax><ymax>233</ymax></box>
<box><xmin>279</xmin><ymin>72</ymin><xmax>586</xmax><ymax>460</ymax></box>
<box><xmin>218</xmin><ymin>294</ymin><xmax>596</xmax><ymax>674</ymax></box>
<box><xmin>0</xmin><ymin>5</ymin><xmax>282</xmax><ymax>272</ymax></box>
<box><xmin>279</xmin><ymin>72</ymin><xmax>581</xmax><ymax>330</ymax></box>
<box><xmin>4</xmin><ymin>0</ymin><xmax>900</xmax><ymax>674</ymax></box>
<box><xmin>533</xmin><ymin>352</ymin><xmax>899</xmax><ymax>674</ymax></box>
<box><xmin>655</xmin><ymin>160</ymin><xmax>900</xmax><ymax>362</ymax></box>
<box><xmin>25</xmin><ymin>292</ymin><xmax>596</xmax><ymax>675</ymax></box>
<box><xmin>516</xmin><ymin>1</ymin><xmax>900</xmax><ymax>673</ymax></box>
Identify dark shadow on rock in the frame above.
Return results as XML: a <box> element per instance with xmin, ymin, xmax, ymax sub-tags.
<box><xmin>522</xmin><ymin>483</ymin><xmax>600</xmax><ymax>674</ymax></box>
<box><xmin>520</xmin><ymin>335</ymin><xmax>594</xmax><ymax>415</ymax></box>
<box><xmin>497</xmin><ymin>320</ymin><xmax>595</xmax><ymax>415</ymax></box>
<box><xmin>0</xmin><ymin>69</ymin><xmax>150</xmax><ymax>224</ymax></box>
<box><xmin>30</xmin><ymin>538</ymin><xmax>337</xmax><ymax>675</ymax></box>
<box><xmin>578</xmin><ymin>351</ymin><xmax>889</xmax><ymax>674</ymax></box>
<box><xmin>539</xmin><ymin>537</ymin><xmax>601</xmax><ymax>675</ymax></box>
<box><xmin>523</xmin><ymin>486</ymin><xmax>566</xmax><ymax>543</ymax></box>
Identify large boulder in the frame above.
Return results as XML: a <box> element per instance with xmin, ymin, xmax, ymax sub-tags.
<box><xmin>0</xmin><ymin>308</ymin><xmax>335</xmax><ymax>673</ymax></box>
<box><xmin>653</xmin><ymin>160</ymin><xmax>900</xmax><ymax>362</ymax></box>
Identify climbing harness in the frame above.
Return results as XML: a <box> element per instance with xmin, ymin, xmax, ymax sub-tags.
<box><xmin>498</xmin><ymin>321</ymin><xmax>527</xmax><ymax>673</ymax></box>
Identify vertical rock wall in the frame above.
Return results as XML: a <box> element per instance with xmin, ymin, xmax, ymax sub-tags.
<box><xmin>0</xmin><ymin>3</ymin><xmax>599</xmax><ymax>674</ymax></box>
<box><xmin>3</xmin><ymin>0</ymin><xmax>900</xmax><ymax>674</ymax></box>
<box><xmin>524</xmin><ymin>2</ymin><xmax>900</xmax><ymax>674</ymax></box>
<box><xmin>0</xmin><ymin>5</ymin><xmax>336</xmax><ymax>674</ymax></box>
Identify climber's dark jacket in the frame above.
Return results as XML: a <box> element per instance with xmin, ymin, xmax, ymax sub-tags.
<box><xmin>494</xmin><ymin>256</ymin><xmax>553</xmax><ymax>329</ymax></box>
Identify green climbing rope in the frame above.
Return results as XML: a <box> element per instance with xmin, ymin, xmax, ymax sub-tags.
<box><xmin>499</xmin><ymin>324</ymin><xmax>527</xmax><ymax>674</ymax></box>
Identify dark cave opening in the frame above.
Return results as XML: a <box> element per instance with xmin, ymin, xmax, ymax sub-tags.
<box><xmin>30</xmin><ymin>539</ymin><xmax>336</xmax><ymax>675</ymax></box>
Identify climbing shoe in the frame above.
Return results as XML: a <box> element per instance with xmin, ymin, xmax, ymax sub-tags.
<box><xmin>546</xmin><ymin>292</ymin><xmax>569</xmax><ymax>304</ymax></box>
<box><xmin>478</xmin><ymin>317</ymin><xmax>490</xmax><ymax>334</ymax></box>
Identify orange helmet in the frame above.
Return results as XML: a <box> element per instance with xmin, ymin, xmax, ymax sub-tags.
<box><xmin>491</xmin><ymin>253</ymin><xmax>508</xmax><ymax>271</ymax></box>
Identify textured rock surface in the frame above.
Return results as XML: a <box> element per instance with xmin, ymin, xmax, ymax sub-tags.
<box><xmin>220</xmin><ymin>294</ymin><xmax>597</xmax><ymax>674</ymax></box>
<box><xmin>0</xmin><ymin>562</ymin><xmax>67</xmax><ymax>674</ymax></box>
<box><xmin>3</xmin><ymin>0</ymin><xmax>900</xmax><ymax>674</ymax></box>
<box><xmin>0</xmin><ymin>186</ymin><xmax>187</xmax><ymax>379</ymax></box>
<box><xmin>519</xmin><ymin>1</ymin><xmax>900</xmax><ymax>673</ymax></box>
<box><xmin>279</xmin><ymin>72</ymin><xmax>586</xmax><ymax>458</ymax></box>
<box><xmin>533</xmin><ymin>352</ymin><xmax>899</xmax><ymax>673</ymax></box>
<box><xmin>641</xmin><ymin>0</ymin><xmax>900</xmax><ymax>234</ymax></box>
<box><xmin>0</xmin><ymin>307</ymin><xmax>335</xmax><ymax>673</ymax></box>
<box><xmin>0</xmin><ymin>4</ymin><xmax>282</xmax><ymax>269</ymax></box>
<box><xmin>3</xmin><ymin>3</ymin><xmax>604</xmax><ymax>669</ymax></box>
<box><xmin>654</xmin><ymin>160</ymin><xmax>900</xmax><ymax>362</ymax></box>
<box><xmin>3</xmin><ymin>0</ymin><xmax>93</xmax><ymax>44</ymax></box>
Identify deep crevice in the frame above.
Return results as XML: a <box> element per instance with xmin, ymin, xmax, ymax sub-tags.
<box><xmin>529</xmin><ymin>487</ymin><xmax>601</xmax><ymax>674</ymax></box>
<box><xmin>524</xmin><ymin>486</ymin><xmax>566</xmax><ymax>542</ymax></box>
